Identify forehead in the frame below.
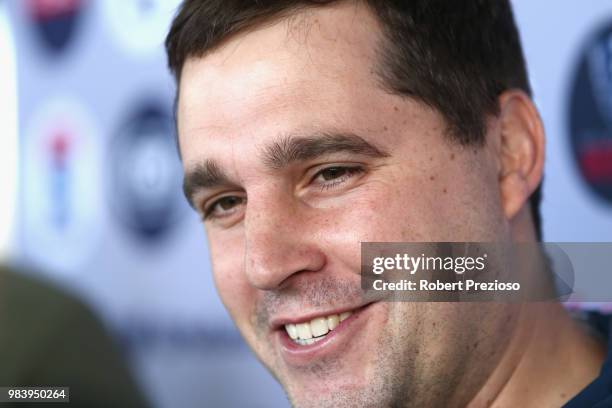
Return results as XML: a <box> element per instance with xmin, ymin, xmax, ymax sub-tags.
<box><xmin>176</xmin><ymin>2</ymin><xmax>397</xmax><ymax>167</ymax></box>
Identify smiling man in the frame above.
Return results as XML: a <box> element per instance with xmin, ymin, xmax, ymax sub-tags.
<box><xmin>165</xmin><ymin>1</ymin><xmax>608</xmax><ymax>407</ymax></box>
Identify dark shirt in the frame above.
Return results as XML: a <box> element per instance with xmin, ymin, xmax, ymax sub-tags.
<box><xmin>565</xmin><ymin>312</ymin><xmax>612</xmax><ymax>408</ymax></box>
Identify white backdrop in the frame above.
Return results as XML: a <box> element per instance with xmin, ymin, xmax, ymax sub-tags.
<box><xmin>4</xmin><ymin>1</ymin><xmax>612</xmax><ymax>407</ymax></box>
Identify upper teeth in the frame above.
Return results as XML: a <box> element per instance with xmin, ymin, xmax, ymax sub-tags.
<box><xmin>285</xmin><ymin>312</ymin><xmax>352</xmax><ymax>345</ymax></box>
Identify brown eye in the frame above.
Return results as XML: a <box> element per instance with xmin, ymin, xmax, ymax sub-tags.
<box><xmin>311</xmin><ymin>165</ymin><xmax>365</xmax><ymax>191</ymax></box>
<box><xmin>204</xmin><ymin>195</ymin><xmax>246</xmax><ymax>219</ymax></box>
<box><xmin>320</xmin><ymin>167</ymin><xmax>349</xmax><ymax>181</ymax></box>
<box><xmin>218</xmin><ymin>196</ymin><xmax>242</xmax><ymax>210</ymax></box>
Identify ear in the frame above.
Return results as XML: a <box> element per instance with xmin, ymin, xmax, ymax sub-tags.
<box><xmin>496</xmin><ymin>90</ymin><xmax>545</xmax><ymax>221</ymax></box>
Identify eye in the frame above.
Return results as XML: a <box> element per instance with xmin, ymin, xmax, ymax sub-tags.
<box><xmin>311</xmin><ymin>165</ymin><xmax>364</xmax><ymax>190</ymax></box>
<box><xmin>203</xmin><ymin>195</ymin><xmax>246</xmax><ymax>220</ymax></box>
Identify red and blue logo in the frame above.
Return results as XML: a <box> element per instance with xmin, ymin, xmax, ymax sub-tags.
<box><xmin>26</xmin><ymin>0</ymin><xmax>85</xmax><ymax>55</ymax></box>
<box><xmin>569</xmin><ymin>20</ymin><xmax>612</xmax><ymax>204</ymax></box>
<box><xmin>22</xmin><ymin>98</ymin><xmax>103</xmax><ymax>273</ymax></box>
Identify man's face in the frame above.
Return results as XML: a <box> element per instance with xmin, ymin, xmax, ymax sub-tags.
<box><xmin>178</xmin><ymin>3</ymin><xmax>518</xmax><ymax>407</ymax></box>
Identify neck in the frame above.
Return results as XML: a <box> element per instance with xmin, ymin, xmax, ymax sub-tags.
<box><xmin>469</xmin><ymin>301</ymin><xmax>606</xmax><ymax>407</ymax></box>
<box><xmin>481</xmin><ymin>207</ymin><xmax>607</xmax><ymax>405</ymax></box>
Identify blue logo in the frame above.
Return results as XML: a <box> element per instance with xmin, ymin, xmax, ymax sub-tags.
<box><xmin>108</xmin><ymin>100</ymin><xmax>186</xmax><ymax>241</ymax></box>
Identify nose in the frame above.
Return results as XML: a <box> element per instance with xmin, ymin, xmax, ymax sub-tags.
<box><xmin>243</xmin><ymin>194</ymin><xmax>326</xmax><ymax>290</ymax></box>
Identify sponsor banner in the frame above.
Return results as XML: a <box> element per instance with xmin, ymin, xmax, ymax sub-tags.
<box><xmin>21</xmin><ymin>97</ymin><xmax>102</xmax><ymax>273</ymax></box>
<box><xmin>107</xmin><ymin>100</ymin><xmax>186</xmax><ymax>242</ymax></box>
<box><xmin>569</xmin><ymin>19</ymin><xmax>612</xmax><ymax>204</ymax></box>
<box><xmin>25</xmin><ymin>0</ymin><xmax>85</xmax><ymax>55</ymax></box>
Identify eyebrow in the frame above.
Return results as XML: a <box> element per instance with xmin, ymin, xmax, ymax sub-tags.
<box><xmin>183</xmin><ymin>159</ymin><xmax>233</xmax><ymax>208</ymax></box>
<box><xmin>182</xmin><ymin>132</ymin><xmax>390</xmax><ymax>208</ymax></box>
<box><xmin>262</xmin><ymin>132</ymin><xmax>390</xmax><ymax>169</ymax></box>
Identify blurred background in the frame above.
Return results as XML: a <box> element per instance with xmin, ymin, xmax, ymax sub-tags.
<box><xmin>0</xmin><ymin>0</ymin><xmax>611</xmax><ymax>407</ymax></box>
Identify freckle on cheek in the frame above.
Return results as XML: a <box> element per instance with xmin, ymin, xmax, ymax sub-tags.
<box><xmin>443</xmin><ymin>188</ymin><xmax>447</xmax><ymax>194</ymax></box>
<box><xmin>429</xmin><ymin>175</ymin><xmax>435</xmax><ymax>181</ymax></box>
<box><xmin>450</xmin><ymin>153</ymin><xmax>455</xmax><ymax>160</ymax></box>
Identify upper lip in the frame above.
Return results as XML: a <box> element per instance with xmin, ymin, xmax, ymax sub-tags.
<box><xmin>269</xmin><ymin>303</ymin><xmax>368</xmax><ymax>331</ymax></box>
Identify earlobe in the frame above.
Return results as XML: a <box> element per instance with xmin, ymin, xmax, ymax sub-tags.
<box><xmin>496</xmin><ymin>91</ymin><xmax>545</xmax><ymax>221</ymax></box>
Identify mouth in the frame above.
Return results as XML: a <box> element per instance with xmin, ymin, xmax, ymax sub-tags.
<box><xmin>273</xmin><ymin>302</ymin><xmax>377</xmax><ymax>365</ymax></box>
<box><xmin>284</xmin><ymin>311</ymin><xmax>353</xmax><ymax>346</ymax></box>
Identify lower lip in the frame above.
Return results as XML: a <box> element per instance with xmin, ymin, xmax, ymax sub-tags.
<box><xmin>276</xmin><ymin>302</ymin><xmax>376</xmax><ymax>366</ymax></box>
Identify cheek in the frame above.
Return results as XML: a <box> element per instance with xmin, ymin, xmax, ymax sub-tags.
<box><xmin>384</xmin><ymin>152</ymin><xmax>505</xmax><ymax>242</ymax></box>
<box><xmin>320</xmin><ymin>182</ymin><xmax>434</xmax><ymax>245</ymax></box>
<box><xmin>312</xmin><ymin>186</ymin><xmax>422</xmax><ymax>277</ymax></box>
<box><xmin>316</xmin><ymin>167</ymin><xmax>500</xmax><ymax>251</ymax></box>
<box><xmin>429</xmin><ymin>158</ymin><xmax>505</xmax><ymax>241</ymax></box>
<box><xmin>208</xmin><ymin>233</ymin><xmax>255</xmax><ymax>330</ymax></box>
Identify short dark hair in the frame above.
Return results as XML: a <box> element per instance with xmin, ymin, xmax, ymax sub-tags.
<box><xmin>165</xmin><ymin>0</ymin><xmax>543</xmax><ymax>240</ymax></box>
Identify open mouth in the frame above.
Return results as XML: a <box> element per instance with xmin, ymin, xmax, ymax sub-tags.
<box><xmin>284</xmin><ymin>311</ymin><xmax>353</xmax><ymax>346</ymax></box>
<box><xmin>274</xmin><ymin>302</ymin><xmax>378</xmax><ymax>365</ymax></box>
